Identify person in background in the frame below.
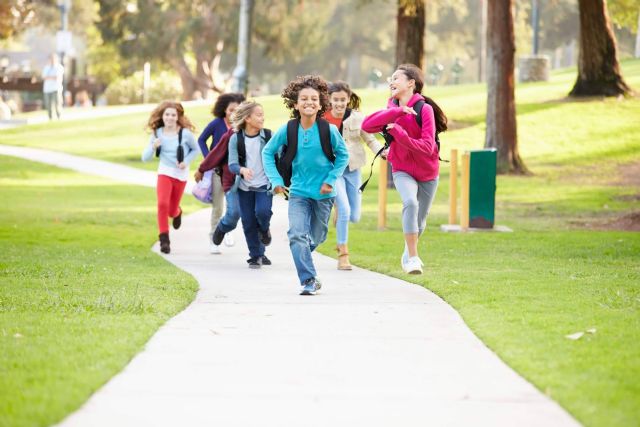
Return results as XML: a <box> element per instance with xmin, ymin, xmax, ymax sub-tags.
<box><xmin>198</xmin><ymin>93</ymin><xmax>245</xmax><ymax>254</ymax></box>
<box><xmin>41</xmin><ymin>54</ymin><xmax>64</xmax><ymax>120</ymax></box>
<box><xmin>142</xmin><ymin>101</ymin><xmax>199</xmax><ymax>254</ymax></box>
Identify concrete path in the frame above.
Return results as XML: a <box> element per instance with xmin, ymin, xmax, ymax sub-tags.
<box><xmin>0</xmin><ymin>146</ymin><xmax>581</xmax><ymax>426</ymax></box>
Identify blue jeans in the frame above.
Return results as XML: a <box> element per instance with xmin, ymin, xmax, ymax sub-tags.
<box><xmin>217</xmin><ymin>191</ymin><xmax>241</xmax><ymax>233</ymax></box>
<box><xmin>287</xmin><ymin>195</ymin><xmax>335</xmax><ymax>284</ymax></box>
<box><xmin>237</xmin><ymin>189</ymin><xmax>273</xmax><ymax>258</ymax></box>
<box><xmin>335</xmin><ymin>168</ymin><xmax>362</xmax><ymax>245</ymax></box>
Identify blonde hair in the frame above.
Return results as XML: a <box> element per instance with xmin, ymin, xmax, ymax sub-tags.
<box><xmin>230</xmin><ymin>100</ymin><xmax>261</xmax><ymax>131</ymax></box>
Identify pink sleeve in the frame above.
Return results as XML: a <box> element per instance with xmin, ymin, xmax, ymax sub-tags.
<box><xmin>387</xmin><ymin>104</ymin><xmax>437</xmax><ymax>156</ymax></box>
<box><xmin>361</xmin><ymin>107</ymin><xmax>404</xmax><ymax>133</ymax></box>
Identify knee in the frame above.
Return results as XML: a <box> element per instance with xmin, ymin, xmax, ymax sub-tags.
<box><xmin>403</xmin><ymin>198</ymin><xmax>419</xmax><ymax>211</ymax></box>
<box><xmin>350</xmin><ymin>211</ymin><xmax>361</xmax><ymax>223</ymax></box>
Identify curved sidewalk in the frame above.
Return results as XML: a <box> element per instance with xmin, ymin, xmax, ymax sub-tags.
<box><xmin>0</xmin><ymin>145</ymin><xmax>581</xmax><ymax>426</ymax></box>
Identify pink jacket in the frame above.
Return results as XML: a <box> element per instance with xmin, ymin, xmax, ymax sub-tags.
<box><xmin>361</xmin><ymin>93</ymin><xmax>439</xmax><ymax>182</ymax></box>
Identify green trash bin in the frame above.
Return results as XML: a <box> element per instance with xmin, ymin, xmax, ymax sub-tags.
<box><xmin>468</xmin><ymin>148</ymin><xmax>497</xmax><ymax>228</ymax></box>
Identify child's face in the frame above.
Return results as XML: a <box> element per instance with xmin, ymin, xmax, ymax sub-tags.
<box><xmin>225</xmin><ymin>102</ymin><xmax>239</xmax><ymax>119</ymax></box>
<box><xmin>245</xmin><ymin>106</ymin><xmax>264</xmax><ymax>130</ymax></box>
<box><xmin>162</xmin><ymin>107</ymin><xmax>178</xmax><ymax>127</ymax></box>
<box><xmin>329</xmin><ymin>91</ymin><xmax>349</xmax><ymax>115</ymax></box>
<box><xmin>388</xmin><ymin>70</ymin><xmax>414</xmax><ymax>99</ymax></box>
<box><xmin>295</xmin><ymin>88</ymin><xmax>321</xmax><ymax>118</ymax></box>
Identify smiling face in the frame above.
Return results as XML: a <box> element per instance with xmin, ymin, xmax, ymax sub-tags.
<box><xmin>162</xmin><ymin>107</ymin><xmax>179</xmax><ymax>127</ymax></box>
<box><xmin>244</xmin><ymin>105</ymin><xmax>265</xmax><ymax>131</ymax></box>
<box><xmin>329</xmin><ymin>90</ymin><xmax>349</xmax><ymax>116</ymax></box>
<box><xmin>295</xmin><ymin>87</ymin><xmax>321</xmax><ymax>119</ymax></box>
<box><xmin>388</xmin><ymin>70</ymin><xmax>415</xmax><ymax>99</ymax></box>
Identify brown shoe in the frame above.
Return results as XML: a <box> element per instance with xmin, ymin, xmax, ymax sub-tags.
<box><xmin>337</xmin><ymin>244</ymin><xmax>352</xmax><ymax>270</ymax></box>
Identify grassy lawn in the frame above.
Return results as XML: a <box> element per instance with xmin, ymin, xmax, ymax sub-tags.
<box><xmin>0</xmin><ymin>156</ymin><xmax>201</xmax><ymax>427</ymax></box>
<box><xmin>0</xmin><ymin>60</ymin><xmax>639</xmax><ymax>426</ymax></box>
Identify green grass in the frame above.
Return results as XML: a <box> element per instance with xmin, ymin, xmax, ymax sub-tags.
<box><xmin>0</xmin><ymin>60</ymin><xmax>639</xmax><ymax>426</ymax></box>
<box><xmin>0</xmin><ymin>156</ymin><xmax>200</xmax><ymax>427</ymax></box>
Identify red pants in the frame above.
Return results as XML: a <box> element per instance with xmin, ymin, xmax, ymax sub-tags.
<box><xmin>156</xmin><ymin>174</ymin><xmax>187</xmax><ymax>234</ymax></box>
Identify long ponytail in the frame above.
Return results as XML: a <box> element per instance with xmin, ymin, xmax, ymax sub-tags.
<box><xmin>424</xmin><ymin>96</ymin><xmax>448</xmax><ymax>134</ymax></box>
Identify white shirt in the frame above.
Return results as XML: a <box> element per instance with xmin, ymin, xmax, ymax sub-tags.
<box><xmin>239</xmin><ymin>134</ymin><xmax>269</xmax><ymax>191</ymax></box>
<box><xmin>41</xmin><ymin>63</ymin><xmax>64</xmax><ymax>94</ymax></box>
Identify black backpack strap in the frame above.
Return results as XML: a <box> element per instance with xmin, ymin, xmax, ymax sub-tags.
<box><xmin>338</xmin><ymin>108</ymin><xmax>352</xmax><ymax>135</ymax></box>
<box><xmin>316</xmin><ymin>118</ymin><xmax>335</xmax><ymax>163</ymax></box>
<box><xmin>236</xmin><ymin>131</ymin><xmax>246</xmax><ymax>167</ymax></box>
<box><xmin>359</xmin><ymin>144</ymin><xmax>387</xmax><ymax>193</ymax></box>
<box><xmin>154</xmin><ymin>129</ymin><xmax>161</xmax><ymax>157</ymax></box>
<box><xmin>284</xmin><ymin>120</ymin><xmax>298</xmax><ymax>166</ymax></box>
<box><xmin>262</xmin><ymin>128</ymin><xmax>272</xmax><ymax>143</ymax></box>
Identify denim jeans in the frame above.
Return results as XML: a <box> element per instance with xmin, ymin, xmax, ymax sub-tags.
<box><xmin>217</xmin><ymin>190</ymin><xmax>241</xmax><ymax>233</ymax></box>
<box><xmin>237</xmin><ymin>189</ymin><xmax>273</xmax><ymax>258</ymax></box>
<box><xmin>335</xmin><ymin>167</ymin><xmax>362</xmax><ymax>245</ymax></box>
<box><xmin>287</xmin><ymin>195</ymin><xmax>335</xmax><ymax>284</ymax></box>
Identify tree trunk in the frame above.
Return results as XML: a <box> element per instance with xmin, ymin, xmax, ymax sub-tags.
<box><xmin>396</xmin><ymin>0</ymin><xmax>425</xmax><ymax>68</ymax></box>
<box><xmin>485</xmin><ymin>0</ymin><xmax>527</xmax><ymax>175</ymax></box>
<box><xmin>569</xmin><ymin>0</ymin><xmax>630</xmax><ymax>97</ymax></box>
<box><xmin>170</xmin><ymin>56</ymin><xmax>197</xmax><ymax>101</ymax></box>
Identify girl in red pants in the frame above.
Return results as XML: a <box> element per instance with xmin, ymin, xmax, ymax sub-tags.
<box><xmin>142</xmin><ymin>101</ymin><xmax>199</xmax><ymax>254</ymax></box>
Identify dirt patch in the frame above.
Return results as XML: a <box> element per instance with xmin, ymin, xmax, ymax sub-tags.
<box><xmin>614</xmin><ymin>161</ymin><xmax>640</xmax><ymax>187</ymax></box>
<box><xmin>574</xmin><ymin>211</ymin><xmax>640</xmax><ymax>232</ymax></box>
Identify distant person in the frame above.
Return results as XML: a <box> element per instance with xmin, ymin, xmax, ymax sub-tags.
<box><xmin>41</xmin><ymin>54</ymin><xmax>64</xmax><ymax>120</ymax></box>
<box><xmin>262</xmin><ymin>75</ymin><xmax>349</xmax><ymax>295</ymax></box>
<box><xmin>362</xmin><ymin>64</ymin><xmax>448</xmax><ymax>275</ymax></box>
<box><xmin>74</xmin><ymin>90</ymin><xmax>92</xmax><ymax>107</ymax></box>
<box><xmin>227</xmin><ymin>101</ymin><xmax>274</xmax><ymax>268</ymax></box>
<box><xmin>142</xmin><ymin>101</ymin><xmax>199</xmax><ymax>254</ymax></box>
<box><xmin>323</xmin><ymin>81</ymin><xmax>384</xmax><ymax>270</ymax></box>
<box><xmin>198</xmin><ymin>93</ymin><xmax>245</xmax><ymax>254</ymax></box>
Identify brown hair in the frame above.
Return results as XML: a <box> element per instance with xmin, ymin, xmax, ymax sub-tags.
<box><xmin>146</xmin><ymin>101</ymin><xmax>196</xmax><ymax>134</ymax></box>
<box><xmin>281</xmin><ymin>75</ymin><xmax>330</xmax><ymax>119</ymax></box>
<box><xmin>328</xmin><ymin>81</ymin><xmax>361</xmax><ymax>111</ymax></box>
<box><xmin>230</xmin><ymin>100</ymin><xmax>262</xmax><ymax>131</ymax></box>
<box><xmin>397</xmin><ymin>63</ymin><xmax>448</xmax><ymax>134</ymax></box>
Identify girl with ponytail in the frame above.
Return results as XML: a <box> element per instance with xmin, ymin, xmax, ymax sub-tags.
<box><xmin>323</xmin><ymin>81</ymin><xmax>383</xmax><ymax>270</ymax></box>
<box><xmin>362</xmin><ymin>64</ymin><xmax>447</xmax><ymax>275</ymax></box>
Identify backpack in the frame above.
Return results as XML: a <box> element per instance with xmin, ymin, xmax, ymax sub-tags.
<box><xmin>236</xmin><ymin>128</ymin><xmax>272</xmax><ymax>167</ymax></box>
<box><xmin>275</xmin><ymin>118</ymin><xmax>335</xmax><ymax>190</ymax></box>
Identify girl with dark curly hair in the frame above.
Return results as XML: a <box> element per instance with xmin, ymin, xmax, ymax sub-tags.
<box><xmin>262</xmin><ymin>75</ymin><xmax>349</xmax><ymax>295</ymax></box>
<box><xmin>142</xmin><ymin>101</ymin><xmax>199</xmax><ymax>254</ymax></box>
<box><xmin>362</xmin><ymin>64</ymin><xmax>448</xmax><ymax>275</ymax></box>
<box><xmin>198</xmin><ymin>92</ymin><xmax>245</xmax><ymax>254</ymax></box>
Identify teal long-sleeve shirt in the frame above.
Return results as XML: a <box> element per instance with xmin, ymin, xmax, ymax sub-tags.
<box><xmin>262</xmin><ymin>121</ymin><xmax>349</xmax><ymax>200</ymax></box>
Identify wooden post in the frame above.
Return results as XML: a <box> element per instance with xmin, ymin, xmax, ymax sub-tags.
<box><xmin>448</xmin><ymin>149</ymin><xmax>458</xmax><ymax>224</ymax></box>
<box><xmin>461</xmin><ymin>152</ymin><xmax>470</xmax><ymax>230</ymax></box>
<box><xmin>378</xmin><ymin>159</ymin><xmax>388</xmax><ymax>230</ymax></box>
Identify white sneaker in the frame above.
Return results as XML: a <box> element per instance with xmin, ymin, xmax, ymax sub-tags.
<box><xmin>223</xmin><ymin>233</ymin><xmax>235</xmax><ymax>247</ymax></box>
<box><xmin>402</xmin><ymin>256</ymin><xmax>423</xmax><ymax>274</ymax></box>
<box><xmin>209</xmin><ymin>243</ymin><xmax>222</xmax><ymax>254</ymax></box>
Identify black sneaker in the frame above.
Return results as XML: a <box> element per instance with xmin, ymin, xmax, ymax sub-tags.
<box><xmin>212</xmin><ymin>226</ymin><xmax>225</xmax><ymax>246</ymax></box>
<box><xmin>247</xmin><ymin>256</ymin><xmax>262</xmax><ymax>269</ymax></box>
<box><xmin>300</xmin><ymin>277</ymin><xmax>321</xmax><ymax>295</ymax></box>
<box><xmin>258</xmin><ymin>228</ymin><xmax>272</xmax><ymax>246</ymax></box>
<box><xmin>261</xmin><ymin>255</ymin><xmax>272</xmax><ymax>265</ymax></box>
<box><xmin>172</xmin><ymin>208</ymin><xmax>182</xmax><ymax>230</ymax></box>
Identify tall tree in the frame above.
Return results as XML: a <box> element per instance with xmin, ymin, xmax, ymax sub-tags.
<box><xmin>569</xmin><ymin>0</ymin><xmax>631</xmax><ymax>97</ymax></box>
<box><xmin>485</xmin><ymin>0</ymin><xmax>527</xmax><ymax>174</ymax></box>
<box><xmin>396</xmin><ymin>0</ymin><xmax>425</xmax><ymax>67</ymax></box>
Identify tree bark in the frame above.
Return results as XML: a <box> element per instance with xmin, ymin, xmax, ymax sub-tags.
<box><xmin>396</xmin><ymin>0</ymin><xmax>425</xmax><ymax>68</ymax></box>
<box><xmin>569</xmin><ymin>0</ymin><xmax>630</xmax><ymax>97</ymax></box>
<box><xmin>169</xmin><ymin>56</ymin><xmax>197</xmax><ymax>101</ymax></box>
<box><xmin>485</xmin><ymin>0</ymin><xmax>527</xmax><ymax>174</ymax></box>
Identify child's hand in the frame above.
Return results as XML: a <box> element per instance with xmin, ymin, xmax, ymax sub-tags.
<box><xmin>274</xmin><ymin>186</ymin><xmax>289</xmax><ymax>197</ymax></box>
<box><xmin>401</xmin><ymin>106</ymin><xmax>417</xmax><ymax>116</ymax></box>
<box><xmin>240</xmin><ymin>167</ymin><xmax>254</xmax><ymax>180</ymax></box>
<box><xmin>177</xmin><ymin>162</ymin><xmax>187</xmax><ymax>170</ymax></box>
<box><xmin>380</xmin><ymin>148</ymin><xmax>389</xmax><ymax>160</ymax></box>
<box><xmin>386</xmin><ymin>123</ymin><xmax>395</xmax><ymax>131</ymax></box>
<box><xmin>194</xmin><ymin>170</ymin><xmax>203</xmax><ymax>182</ymax></box>
<box><xmin>152</xmin><ymin>138</ymin><xmax>162</xmax><ymax>149</ymax></box>
<box><xmin>320</xmin><ymin>183</ymin><xmax>333</xmax><ymax>194</ymax></box>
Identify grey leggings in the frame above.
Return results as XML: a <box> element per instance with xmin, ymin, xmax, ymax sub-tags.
<box><xmin>392</xmin><ymin>171</ymin><xmax>438</xmax><ymax>234</ymax></box>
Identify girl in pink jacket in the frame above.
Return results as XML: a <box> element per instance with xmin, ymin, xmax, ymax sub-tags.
<box><xmin>362</xmin><ymin>64</ymin><xmax>448</xmax><ymax>274</ymax></box>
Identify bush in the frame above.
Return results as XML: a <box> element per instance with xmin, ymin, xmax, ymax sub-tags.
<box><xmin>104</xmin><ymin>71</ymin><xmax>183</xmax><ymax>105</ymax></box>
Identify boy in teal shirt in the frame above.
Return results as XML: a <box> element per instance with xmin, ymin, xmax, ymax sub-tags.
<box><xmin>262</xmin><ymin>75</ymin><xmax>349</xmax><ymax>295</ymax></box>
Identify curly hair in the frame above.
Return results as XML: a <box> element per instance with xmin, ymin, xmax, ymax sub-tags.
<box><xmin>146</xmin><ymin>101</ymin><xmax>196</xmax><ymax>134</ymax></box>
<box><xmin>328</xmin><ymin>80</ymin><xmax>361</xmax><ymax>111</ymax></box>
<box><xmin>211</xmin><ymin>93</ymin><xmax>245</xmax><ymax>118</ymax></box>
<box><xmin>230</xmin><ymin>100</ymin><xmax>262</xmax><ymax>132</ymax></box>
<box><xmin>281</xmin><ymin>75</ymin><xmax>330</xmax><ymax>119</ymax></box>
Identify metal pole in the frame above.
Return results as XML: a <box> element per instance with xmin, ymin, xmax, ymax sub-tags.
<box><xmin>635</xmin><ymin>7</ymin><xmax>640</xmax><ymax>58</ymax></box>
<box><xmin>58</xmin><ymin>1</ymin><xmax>69</xmax><ymax>105</ymax></box>
<box><xmin>531</xmin><ymin>0</ymin><xmax>540</xmax><ymax>55</ymax></box>
<box><xmin>478</xmin><ymin>0</ymin><xmax>487</xmax><ymax>82</ymax></box>
<box><xmin>231</xmin><ymin>0</ymin><xmax>254</xmax><ymax>95</ymax></box>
